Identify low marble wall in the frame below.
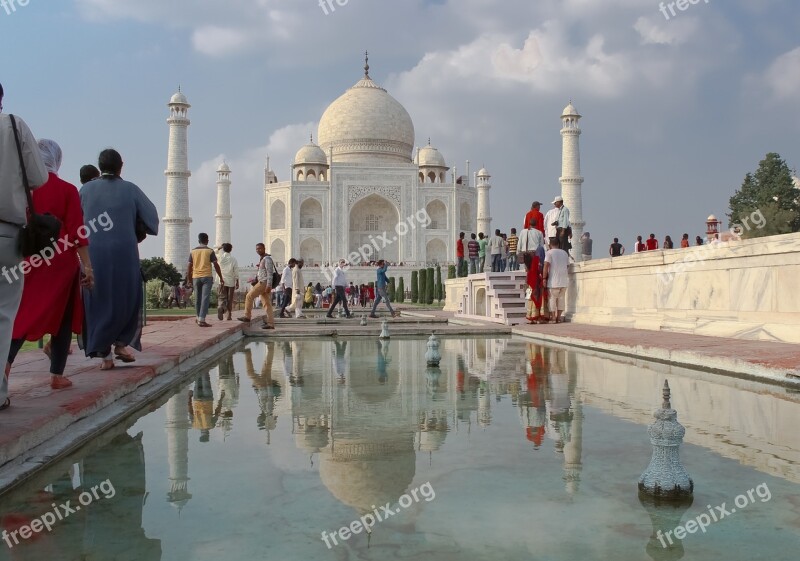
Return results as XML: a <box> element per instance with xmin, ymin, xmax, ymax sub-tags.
<box><xmin>568</xmin><ymin>232</ymin><xmax>800</xmax><ymax>343</ymax></box>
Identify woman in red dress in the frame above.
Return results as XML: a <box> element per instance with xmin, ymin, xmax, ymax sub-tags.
<box><xmin>525</xmin><ymin>248</ymin><xmax>547</xmax><ymax>324</ymax></box>
<box><xmin>6</xmin><ymin>140</ymin><xmax>94</xmax><ymax>389</ymax></box>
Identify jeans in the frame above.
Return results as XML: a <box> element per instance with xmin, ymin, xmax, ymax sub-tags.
<box><xmin>469</xmin><ymin>257</ymin><xmax>479</xmax><ymax>274</ymax></box>
<box><xmin>370</xmin><ymin>285</ymin><xmax>395</xmax><ymax>315</ymax></box>
<box><xmin>0</xmin><ymin>224</ymin><xmax>23</xmax><ymax>403</ymax></box>
<box><xmin>501</xmin><ymin>258</ymin><xmax>507</xmax><ymax>272</ymax></box>
<box><xmin>478</xmin><ymin>256</ymin><xmax>485</xmax><ymax>273</ymax></box>
<box><xmin>193</xmin><ymin>276</ymin><xmax>213</xmax><ymax>321</ymax></box>
<box><xmin>457</xmin><ymin>257</ymin><xmax>465</xmax><ymax>277</ymax></box>
<box><xmin>491</xmin><ymin>254</ymin><xmax>502</xmax><ymax>272</ymax></box>
<box><xmin>327</xmin><ymin>286</ymin><xmax>351</xmax><ymax>317</ymax></box>
<box><xmin>508</xmin><ymin>253</ymin><xmax>518</xmax><ymax>271</ymax></box>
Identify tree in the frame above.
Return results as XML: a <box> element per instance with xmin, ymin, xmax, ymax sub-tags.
<box><xmin>447</xmin><ymin>264</ymin><xmax>456</xmax><ymax>279</ymax></box>
<box><xmin>411</xmin><ymin>271</ymin><xmax>419</xmax><ymax>303</ymax></box>
<box><xmin>728</xmin><ymin>153</ymin><xmax>799</xmax><ymax>236</ymax></box>
<box><xmin>388</xmin><ymin>277</ymin><xmax>396</xmax><ymax>302</ymax></box>
<box><xmin>140</xmin><ymin>257</ymin><xmax>182</xmax><ymax>285</ymax></box>
<box><xmin>426</xmin><ymin>267</ymin><xmax>435</xmax><ymax>305</ymax></box>
<box><xmin>397</xmin><ymin>277</ymin><xmax>405</xmax><ymax>303</ymax></box>
<box><xmin>418</xmin><ymin>268</ymin><xmax>427</xmax><ymax>304</ymax></box>
<box><xmin>435</xmin><ymin>265</ymin><xmax>443</xmax><ymax>303</ymax></box>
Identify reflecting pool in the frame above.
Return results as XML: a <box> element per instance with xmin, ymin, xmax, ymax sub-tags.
<box><xmin>1</xmin><ymin>337</ymin><xmax>799</xmax><ymax>561</ymax></box>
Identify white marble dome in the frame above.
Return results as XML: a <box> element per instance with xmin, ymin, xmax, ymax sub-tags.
<box><xmin>318</xmin><ymin>72</ymin><xmax>415</xmax><ymax>164</ymax></box>
<box><xmin>170</xmin><ymin>91</ymin><xmax>189</xmax><ymax>105</ymax></box>
<box><xmin>477</xmin><ymin>167</ymin><xmax>490</xmax><ymax>177</ymax></box>
<box><xmin>217</xmin><ymin>161</ymin><xmax>230</xmax><ymax>173</ymax></box>
<box><xmin>294</xmin><ymin>141</ymin><xmax>327</xmax><ymax>165</ymax></box>
<box><xmin>562</xmin><ymin>102</ymin><xmax>579</xmax><ymax>117</ymax></box>
<box><xmin>416</xmin><ymin>143</ymin><xmax>447</xmax><ymax>168</ymax></box>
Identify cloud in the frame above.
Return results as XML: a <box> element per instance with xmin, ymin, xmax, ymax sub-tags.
<box><xmin>634</xmin><ymin>15</ymin><xmax>700</xmax><ymax>46</ymax></box>
<box><xmin>763</xmin><ymin>46</ymin><xmax>800</xmax><ymax>100</ymax></box>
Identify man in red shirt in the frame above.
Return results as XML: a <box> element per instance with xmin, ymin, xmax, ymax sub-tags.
<box><xmin>645</xmin><ymin>233</ymin><xmax>659</xmax><ymax>251</ymax></box>
<box><xmin>456</xmin><ymin>232</ymin><xmax>465</xmax><ymax>277</ymax></box>
<box><xmin>523</xmin><ymin>201</ymin><xmax>545</xmax><ymax>235</ymax></box>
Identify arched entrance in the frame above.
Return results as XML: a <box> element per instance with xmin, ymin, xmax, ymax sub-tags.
<box><xmin>300</xmin><ymin>237</ymin><xmax>323</xmax><ymax>266</ymax></box>
<box><xmin>426</xmin><ymin>200</ymin><xmax>447</xmax><ymax>230</ymax></box>
<box><xmin>300</xmin><ymin>198</ymin><xmax>323</xmax><ymax>229</ymax></box>
<box><xmin>426</xmin><ymin>239</ymin><xmax>447</xmax><ymax>264</ymax></box>
<box><xmin>349</xmin><ymin>194</ymin><xmax>400</xmax><ymax>263</ymax></box>
<box><xmin>270</xmin><ymin>238</ymin><xmax>286</xmax><ymax>264</ymax></box>
<box><xmin>270</xmin><ymin>200</ymin><xmax>286</xmax><ymax>230</ymax></box>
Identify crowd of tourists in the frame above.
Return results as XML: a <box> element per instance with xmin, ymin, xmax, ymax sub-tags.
<box><xmin>0</xmin><ymin>82</ymin><xmax>159</xmax><ymax>410</ymax></box>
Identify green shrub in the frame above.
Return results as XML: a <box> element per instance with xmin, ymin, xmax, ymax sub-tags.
<box><xmin>426</xmin><ymin>268</ymin><xmax>435</xmax><ymax>304</ymax></box>
<box><xmin>447</xmin><ymin>264</ymin><xmax>456</xmax><ymax>279</ymax></box>
<box><xmin>435</xmin><ymin>266</ymin><xmax>443</xmax><ymax>303</ymax></box>
<box><xmin>419</xmin><ymin>269</ymin><xmax>427</xmax><ymax>303</ymax></box>
<box><xmin>397</xmin><ymin>277</ymin><xmax>405</xmax><ymax>303</ymax></box>
<box><xmin>388</xmin><ymin>277</ymin><xmax>396</xmax><ymax>302</ymax></box>
<box><xmin>411</xmin><ymin>271</ymin><xmax>418</xmax><ymax>303</ymax></box>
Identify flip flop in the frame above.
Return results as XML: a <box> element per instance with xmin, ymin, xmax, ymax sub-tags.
<box><xmin>114</xmin><ymin>352</ymin><xmax>136</xmax><ymax>363</ymax></box>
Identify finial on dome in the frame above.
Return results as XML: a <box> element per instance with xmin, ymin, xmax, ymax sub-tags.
<box><xmin>427</xmin><ymin>137</ymin><xmax>431</xmax><ymax>146</ymax></box>
<box><xmin>364</xmin><ymin>50</ymin><xmax>370</xmax><ymax>78</ymax></box>
<box><xmin>178</xmin><ymin>84</ymin><xmax>181</xmax><ymax>93</ymax></box>
<box><xmin>310</xmin><ymin>133</ymin><xmax>314</xmax><ymax>144</ymax></box>
<box><xmin>662</xmin><ymin>380</ymin><xmax>671</xmax><ymax>409</ymax></box>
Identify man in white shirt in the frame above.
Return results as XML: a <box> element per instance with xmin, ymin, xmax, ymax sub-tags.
<box><xmin>284</xmin><ymin>259</ymin><xmax>306</xmax><ymax>318</ymax></box>
<box><xmin>326</xmin><ymin>259</ymin><xmax>352</xmax><ymax>318</ymax></box>
<box><xmin>543</xmin><ymin>238</ymin><xmax>570</xmax><ymax>323</ymax></box>
<box><xmin>278</xmin><ymin>258</ymin><xmax>296</xmax><ymax>318</ymax></box>
<box><xmin>488</xmin><ymin>229</ymin><xmax>504</xmax><ymax>272</ymax></box>
<box><xmin>0</xmin><ymin>83</ymin><xmax>49</xmax><ymax>410</ymax></box>
<box><xmin>216</xmin><ymin>243</ymin><xmax>240</xmax><ymax>321</ymax></box>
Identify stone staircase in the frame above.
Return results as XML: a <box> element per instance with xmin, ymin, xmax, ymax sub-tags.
<box><xmin>456</xmin><ymin>271</ymin><xmax>529</xmax><ymax>326</ymax></box>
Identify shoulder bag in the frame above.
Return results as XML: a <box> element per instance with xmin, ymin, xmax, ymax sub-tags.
<box><xmin>9</xmin><ymin>115</ymin><xmax>62</xmax><ymax>257</ymax></box>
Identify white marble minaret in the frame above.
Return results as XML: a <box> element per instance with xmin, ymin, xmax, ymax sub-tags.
<box><xmin>476</xmin><ymin>167</ymin><xmax>492</xmax><ymax>237</ymax></box>
<box><xmin>163</xmin><ymin>88</ymin><xmax>192</xmax><ymax>269</ymax></box>
<box><xmin>215</xmin><ymin>162</ymin><xmax>232</xmax><ymax>247</ymax></box>
<box><xmin>559</xmin><ymin>102</ymin><xmax>585</xmax><ymax>259</ymax></box>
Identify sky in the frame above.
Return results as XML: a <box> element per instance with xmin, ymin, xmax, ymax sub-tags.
<box><xmin>1</xmin><ymin>0</ymin><xmax>798</xmax><ymax>259</ymax></box>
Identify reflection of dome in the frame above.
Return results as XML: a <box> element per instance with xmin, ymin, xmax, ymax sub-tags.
<box><xmin>294</xmin><ymin>141</ymin><xmax>327</xmax><ymax>166</ymax></box>
<box><xmin>415</xmin><ymin>143</ymin><xmax>447</xmax><ymax>168</ymax></box>
<box><xmin>319</xmin><ymin>438</ymin><xmax>416</xmax><ymax>514</ymax></box>
<box><xmin>295</xmin><ymin>419</ymin><xmax>329</xmax><ymax>452</ymax></box>
<box><xmin>318</xmin><ymin>67</ymin><xmax>415</xmax><ymax>164</ymax></box>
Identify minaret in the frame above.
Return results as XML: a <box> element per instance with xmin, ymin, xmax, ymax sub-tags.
<box><xmin>164</xmin><ymin>88</ymin><xmax>192</xmax><ymax>269</ymax></box>
<box><xmin>476</xmin><ymin>167</ymin><xmax>492</xmax><ymax>237</ymax></box>
<box><xmin>559</xmin><ymin>101</ymin><xmax>585</xmax><ymax>259</ymax></box>
<box><xmin>165</xmin><ymin>388</ymin><xmax>192</xmax><ymax>512</ymax></box>
<box><xmin>215</xmin><ymin>162</ymin><xmax>232</xmax><ymax>247</ymax></box>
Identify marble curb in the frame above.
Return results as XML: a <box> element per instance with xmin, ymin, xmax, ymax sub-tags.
<box><xmin>0</xmin><ymin>329</ymin><xmax>245</xmax><ymax>494</ymax></box>
<box><xmin>511</xmin><ymin>328</ymin><xmax>800</xmax><ymax>388</ymax></box>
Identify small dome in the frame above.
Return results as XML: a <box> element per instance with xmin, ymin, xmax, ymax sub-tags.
<box><xmin>562</xmin><ymin>102</ymin><xmax>580</xmax><ymax>117</ymax></box>
<box><xmin>793</xmin><ymin>175</ymin><xmax>799</xmax><ymax>189</ymax></box>
<box><xmin>477</xmin><ymin>167</ymin><xmax>490</xmax><ymax>177</ymax></box>
<box><xmin>170</xmin><ymin>90</ymin><xmax>189</xmax><ymax>105</ymax></box>
<box><xmin>707</xmin><ymin>214</ymin><xmax>718</xmax><ymax>222</ymax></box>
<box><xmin>294</xmin><ymin>141</ymin><xmax>327</xmax><ymax>166</ymax></box>
<box><xmin>217</xmin><ymin>161</ymin><xmax>231</xmax><ymax>173</ymax></box>
<box><xmin>416</xmin><ymin>142</ymin><xmax>447</xmax><ymax>168</ymax></box>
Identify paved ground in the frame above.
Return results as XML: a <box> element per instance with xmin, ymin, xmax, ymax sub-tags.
<box><xmin>2</xmin><ymin>307</ymin><xmax>798</xmax><ymax>490</ymax></box>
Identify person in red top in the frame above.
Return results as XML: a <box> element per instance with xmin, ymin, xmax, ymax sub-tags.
<box><xmin>635</xmin><ymin>235</ymin><xmax>646</xmax><ymax>252</ymax></box>
<box><xmin>6</xmin><ymin>140</ymin><xmax>94</xmax><ymax>390</ymax></box>
<box><xmin>456</xmin><ymin>231</ymin><xmax>465</xmax><ymax>277</ymax></box>
<box><xmin>645</xmin><ymin>233</ymin><xmax>659</xmax><ymax>251</ymax></box>
<box><xmin>523</xmin><ymin>201</ymin><xmax>545</xmax><ymax>235</ymax></box>
<box><xmin>680</xmin><ymin>233</ymin><xmax>690</xmax><ymax>248</ymax></box>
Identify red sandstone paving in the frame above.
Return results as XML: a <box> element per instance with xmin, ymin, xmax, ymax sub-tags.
<box><xmin>0</xmin><ymin>316</ymin><xmax>250</xmax><ymax>462</ymax></box>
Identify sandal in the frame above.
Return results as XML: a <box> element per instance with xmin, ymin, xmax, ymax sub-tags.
<box><xmin>0</xmin><ymin>398</ymin><xmax>9</xmax><ymax>411</ymax></box>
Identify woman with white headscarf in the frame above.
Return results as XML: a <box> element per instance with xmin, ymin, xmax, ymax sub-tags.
<box><xmin>6</xmin><ymin>139</ymin><xmax>94</xmax><ymax>390</ymax></box>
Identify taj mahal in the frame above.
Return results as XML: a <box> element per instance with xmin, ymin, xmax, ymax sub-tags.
<box><xmin>161</xmin><ymin>55</ymin><xmax>586</xmax><ymax>278</ymax></box>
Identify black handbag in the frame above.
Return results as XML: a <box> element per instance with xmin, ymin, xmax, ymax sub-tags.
<box><xmin>9</xmin><ymin>115</ymin><xmax>62</xmax><ymax>257</ymax></box>
<box><xmin>271</xmin><ymin>261</ymin><xmax>280</xmax><ymax>287</ymax></box>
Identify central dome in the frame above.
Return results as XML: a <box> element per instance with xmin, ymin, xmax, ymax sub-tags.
<box><xmin>318</xmin><ymin>67</ymin><xmax>415</xmax><ymax>164</ymax></box>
